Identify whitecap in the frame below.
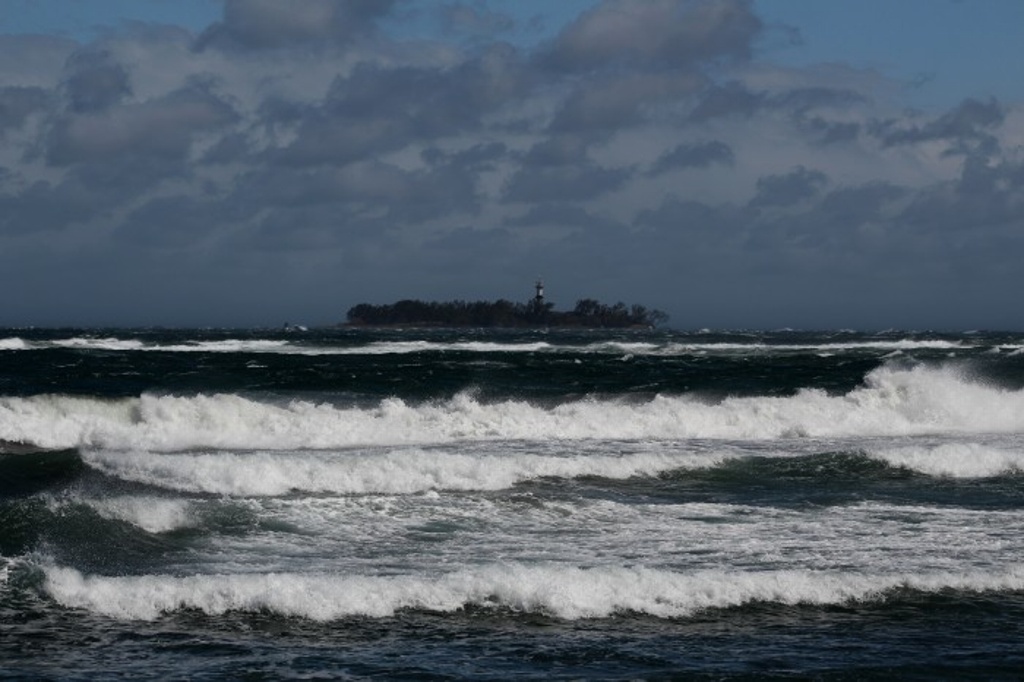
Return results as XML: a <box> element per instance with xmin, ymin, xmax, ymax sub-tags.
<box><xmin>41</xmin><ymin>562</ymin><xmax>1024</xmax><ymax>621</ymax></box>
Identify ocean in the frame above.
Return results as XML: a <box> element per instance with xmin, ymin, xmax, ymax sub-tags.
<box><xmin>3</xmin><ymin>327</ymin><xmax>1024</xmax><ymax>679</ymax></box>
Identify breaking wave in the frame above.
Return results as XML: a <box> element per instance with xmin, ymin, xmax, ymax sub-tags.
<box><xmin>84</xmin><ymin>496</ymin><xmax>195</xmax><ymax>534</ymax></box>
<box><xmin>0</xmin><ymin>337</ymin><xmax>29</xmax><ymax>351</ymax></box>
<box><xmin>3</xmin><ymin>364</ymin><xmax>1024</xmax><ymax>453</ymax></box>
<box><xmin>868</xmin><ymin>443</ymin><xmax>1024</xmax><ymax>478</ymax></box>
<box><xmin>39</xmin><ymin>562</ymin><xmax>1024</xmax><ymax>621</ymax></box>
<box><xmin>78</xmin><ymin>448</ymin><xmax>727</xmax><ymax>496</ymax></box>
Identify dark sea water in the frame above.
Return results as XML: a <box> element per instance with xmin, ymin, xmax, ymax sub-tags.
<box><xmin>3</xmin><ymin>327</ymin><xmax>1024</xmax><ymax>679</ymax></box>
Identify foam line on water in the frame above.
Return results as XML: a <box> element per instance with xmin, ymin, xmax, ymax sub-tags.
<box><xmin>41</xmin><ymin>563</ymin><xmax>1024</xmax><ymax>621</ymax></box>
<box><xmin>4</xmin><ymin>335</ymin><xmax>974</xmax><ymax>356</ymax></box>
<box><xmin>657</xmin><ymin>339</ymin><xmax>965</xmax><ymax>354</ymax></box>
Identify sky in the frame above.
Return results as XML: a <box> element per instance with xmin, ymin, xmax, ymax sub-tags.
<box><xmin>1</xmin><ymin>1</ymin><xmax>1023</xmax><ymax>330</ymax></box>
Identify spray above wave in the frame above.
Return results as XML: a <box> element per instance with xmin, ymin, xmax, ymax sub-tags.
<box><xmin>39</xmin><ymin>562</ymin><xmax>1024</xmax><ymax>621</ymax></box>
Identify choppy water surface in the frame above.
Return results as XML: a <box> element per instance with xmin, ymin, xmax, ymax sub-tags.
<box><xmin>3</xmin><ymin>328</ymin><xmax>1024</xmax><ymax>678</ymax></box>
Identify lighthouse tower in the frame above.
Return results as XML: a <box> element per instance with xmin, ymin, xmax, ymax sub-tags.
<box><xmin>529</xmin><ymin>278</ymin><xmax>548</xmax><ymax>319</ymax></box>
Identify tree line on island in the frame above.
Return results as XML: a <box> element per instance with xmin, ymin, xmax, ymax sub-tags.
<box><xmin>346</xmin><ymin>297</ymin><xmax>669</xmax><ymax>328</ymax></box>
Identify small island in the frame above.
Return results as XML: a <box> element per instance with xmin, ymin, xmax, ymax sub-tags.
<box><xmin>346</xmin><ymin>281</ymin><xmax>668</xmax><ymax>328</ymax></box>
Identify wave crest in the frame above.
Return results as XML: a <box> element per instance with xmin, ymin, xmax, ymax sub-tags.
<box><xmin>41</xmin><ymin>563</ymin><xmax>1024</xmax><ymax>621</ymax></box>
<box><xmin>869</xmin><ymin>443</ymin><xmax>1024</xmax><ymax>478</ymax></box>
<box><xmin>3</xmin><ymin>364</ymin><xmax>1024</xmax><ymax>452</ymax></box>
<box><xmin>80</xmin><ymin>448</ymin><xmax>726</xmax><ymax>495</ymax></box>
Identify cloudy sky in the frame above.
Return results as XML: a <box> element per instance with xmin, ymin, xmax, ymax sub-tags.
<box><xmin>2</xmin><ymin>0</ymin><xmax>1023</xmax><ymax>329</ymax></box>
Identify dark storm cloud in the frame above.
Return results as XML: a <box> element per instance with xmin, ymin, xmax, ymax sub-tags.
<box><xmin>541</xmin><ymin>0</ymin><xmax>760</xmax><ymax>72</ymax></box>
<box><xmin>63</xmin><ymin>50</ymin><xmax>131</xmax><ymax>112</ymax></box>
<box><xmin>502</xmin><ymin>204</ymin><xmax>633</xmax><ymax>284</ymax></box>
<box><xmin>647</xmin><ymin>140</ymin><xmax>734</xmax><ymax>176</ymax></box>
<box><xmin>634</xmin><ymin>197</ymin><xmax>745</xmax><ymax>244</ymax></box>
<box><xmin>0</xmin><ymin>176</ymin><xmax>98</xmax><ymax>233</ymax></box>
<box><xmin>228</xmin><ymin>158</ymin><xmax>481</xmax><ymax>232</ymax></box>
<box><xmin>117</xmin><ymin>195</ymin><xmax>224</xmax><ymax>248</ymax></box>
<box><xmin>539</xmin><ymin>0</ymin><xmax>760</xmax><ymax>135</ymax></box>
<box><xmin>749</xmin><ymin>182</ymin><xmax>909</xmax><ymax>264</ymax></box>
<box><xmin>688</xmin><ymin>81</ymin><xmax>762</xmax><ymax>121</ymax></box>
<box><xmin>422</xmin><ymin>142</ymin><xmax>508</xmax><ymax>170</ymax></box>
<box><xmin>818</xmin><ymin>182</ymin><xmax>907</xmax><ymax>228</ymax></box>
<box><xmin>201</xmin><ymin>132</ymin><xmax>251</xmax><ymax>164</ymax></box>
<box><xmin>506</xmin><ymin>203</ymin><xmax>622</xmax><ymax>230</ymax></box>
<box><xmin>0</xmin><ymin>86</ymin><xmax>49</xmax><ymax>133</ymax></box>
<box><xmin>0</xmin><ymin>34</ymin><xmax>76</xmax><ymax>84</ymax></box>
<box><xmin>248</xmin><ymin>204</ymin><xmax>381</xmax><ymax>251</ymax></box>
<box><xmin>1</xmin><ymin>0</ymin><xmax>1023</xmax><ymax>328</ymax></box>
<box><xmin>550</xmin><ymin>71</ymin><xmax>705</xmax><ymax>134</ymax></box>
<box><xmin>750</xmin><ymin>167</ymin><xmax>829</xmax><ymax>208</ymax></box>
<box><xmin>872</xmin><ymin>97</ymin><xmax>1005</xmax><ymax>151</ymax></box>
<box><xmin>439</xmin><ymin>4</ymin><xmax>516</xmax><ymax>38</ymax></box>
<box><xmin>422</xmin><ymin>225</ymin><xmax>520</xmax><ymax>272</ymax></box>
<box><xmin>901</xmin><ymin>156</ymin><xmax>1024</xmax><ymax>236</ymax></box>
<box><xmin>690</xmin><ymin>82</ymin><xmax>867</xmax><ymax>125</ymax></box>
<box><xmin>522</xmin><ymin>135</ymin><xmax>589</xmax><ymax>167</ymax></box>
<box><xmin>508</xmin><ymin>130</ymin><xmax>634</xmax><ymax>204</ymax></box>
<box><xmin>503</xmin><ymin>162</ymin><xmax>632</xmax><ymax>203</ymax></box>
<box><xmin>47</xmin><ymin>81</ymin><xmax>237</xmax><ymax>165</ymax></box>
<box><xmin>796</xmin><ymin>117</ymin><xmax>861</xmax><ymax>145</ymax></box>
<box><xmin>331</xmin><ymin>160</ymin><xmax>480</xmax><ymax>223</ymax></box>
<box><xmin>196</xmin><ymin>0</ymin><xmax>397</xmax><ymax>50</ymax></box>
<box><xmin>0</xmin><ymin>156</ymin><xmax>193</xmax><ymax>234</ymax></box>
<box><xmin>278</xmin><ymin>46</ymin><xmax>527</xmax><ymax>165</ymax></box>
<box><xmin>772</xmin><ymin>87</ymin><xmax>865</xmax><ymax>114</ymax></box>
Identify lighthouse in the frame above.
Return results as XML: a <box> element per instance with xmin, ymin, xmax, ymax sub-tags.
<box><xmin>529</xmin><ymin>278</ymin><xmax>548</xmax><ymax>319</ymax></box>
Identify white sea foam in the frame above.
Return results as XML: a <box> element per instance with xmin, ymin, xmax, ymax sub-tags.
<box><xmin>869</xmin><ymin>442</ymin><xmax>1024</xmax><ymax>478</ymax></box>
<box><xmin>658</xmin><ymin>340</ymin><xmax>965</xmax><ymax>355</ymax></box>
<box><xmin>79</xmin><ymin>446</ymin><xmax>729</xmax><ymax>493</ymax></box>
<box><xmin>217</xmin><ymin>491</ymin><xmax>1024</xmax><ymax>579</ymax></box>
<box><xmin>41</xmin><ymin>563</ymin><xmax>1024</xmax><ymax>621</ymax></box>
<box><xmin>80</xmin><ymin>448</ymin><xmax>725</xmax><ymax>495</ymax></box>
<box><xmin>4</xmin><ymin>364</ymin><xmax>1024</xmax><ymax>452</ymax></box>
<box><xmin>53</xmin><ymin>337</ymin><xmax>147</xmax><ymax>351</ymax></box>
<box><xmin>13</xmin><ymin>337</ymin><xmax>293</xmax><ymax>354</ymax></box>
<box><xmin>156</xmin><ymin>340</ymin><xmax>292</xmax><ymax>353</ymax></box>
<box><xmin>361</xmin><ymin>341</ymin><xmax>554</xmax><ymax>355</ymax></box>
<box><xmin>292</xmin><ymin>338</ymin><xmax>966</xmax><ymax>357</ymax></box>
<box><xmin>27</xmin><ymin>337</ymin><xmax>553</xmax><ymax>355</ymax></box>
<box><xmin>13</xmin><ymin>335</ymin><xmax>975</xmax><ymax>356</ymax></box>
<box><xmin>0</xmin><ymin>337</ymin><xmax>29</xmax><ymax>351</ymax></box>
<box><xmin>241</xmin><ymin>340</ymin><xmax>551</xmax><ymax>356</ymax></box>
<box><xmin>0</xmin><ymin>395</ymin><xmax>140</xmax><ymax>450</ymax></box>
<box><xmin>86</xmin><ymin>496</ymin><xmax>195</xmax><ymax>533</ymax></box>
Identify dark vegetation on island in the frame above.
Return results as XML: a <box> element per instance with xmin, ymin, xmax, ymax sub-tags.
<box><xmin>346</xmin><ymin>296</ymin><xmax>669</xmax><ymax>329</ymax></box>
